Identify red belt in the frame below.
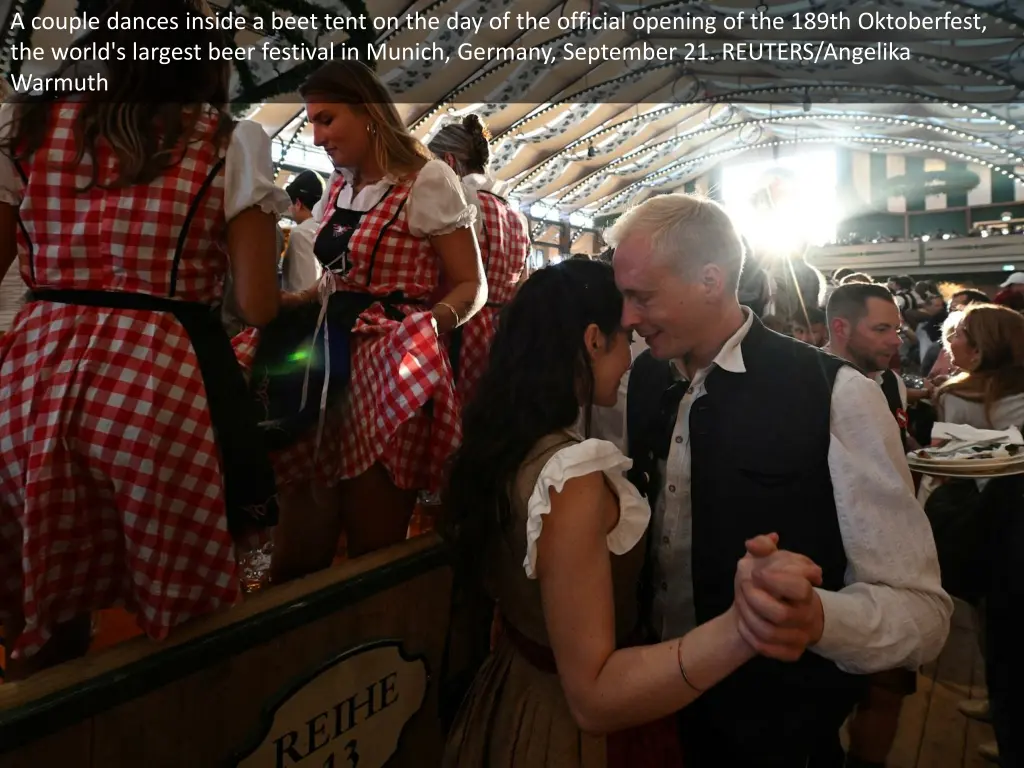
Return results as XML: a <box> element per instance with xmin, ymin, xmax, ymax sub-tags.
<box><xmin>502</xmin><ymin>617</ymin><xmax>558</xmax><ymax>674</ymax></box>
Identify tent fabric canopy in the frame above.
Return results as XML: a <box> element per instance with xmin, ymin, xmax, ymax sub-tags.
<box><xmin>3</xmin><ymin>0</ymin><xmax>1022</xmax><ymax>217</ymax></box>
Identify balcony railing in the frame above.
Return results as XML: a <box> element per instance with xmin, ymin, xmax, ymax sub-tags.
<box><xmin>807</xmin><ymin>234</ymin><xmax>1024</xmax><ymax>275</ymax></box>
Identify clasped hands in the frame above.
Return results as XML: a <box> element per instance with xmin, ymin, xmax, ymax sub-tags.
<box><xmin>730</xmin><ymin>533</ymin><xmax>826</xmax><ymax>662</ymax></box>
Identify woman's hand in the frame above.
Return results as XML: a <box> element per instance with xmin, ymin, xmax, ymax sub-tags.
<box><xmin>732</xmin><ymin>534</ymin><xmax>825</xmax><ymax>661</ymax></box>
<box><xmin>281</xmin><ymin>283</ymin><xmax>318</xmax><ymax>309</ymax></box>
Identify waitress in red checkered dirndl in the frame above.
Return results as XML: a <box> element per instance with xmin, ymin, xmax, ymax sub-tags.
<box><xmin>0</xmin><ymin>98</ymin><xmax>287</xmax><ymax>664</ymax></box>
<box><xmin>428</xmin><ymin>115</ymin><xmax>531</xmax><ymax>408</ymax></box>
<box><xmin>235</xmin><ymin>61</ymin><xmax>485</xmax><ymax>562</ymax></box>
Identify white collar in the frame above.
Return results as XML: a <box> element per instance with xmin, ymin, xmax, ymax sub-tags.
<box><xmin>671</xmin><ymin>307</ymin><xmax>753</xmax><ymax>380</ymax></box>
<box><xmin>336</xmin><ymin>166</ymin><xmax>400</xmax><ymax>188</ymax></box>
<box><xmin>462</xmin><ymin>172</ymin><xmax>496</xmax><ymax>194</ymax></box>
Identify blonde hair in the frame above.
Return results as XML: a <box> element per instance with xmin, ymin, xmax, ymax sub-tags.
<box><xmin>300</xmin><ymin>61</ymin><xmax>431</xmax><ymax>178</ymax></box>
<box><xmin>604</xmin><ymin>193</ymin><xmax>745</xmax><ymax>290</ymax></box>
<box><xmin>940</xmin><ymin>303</ymin><xmax>1024</xmax><ymax>425</ymax></box>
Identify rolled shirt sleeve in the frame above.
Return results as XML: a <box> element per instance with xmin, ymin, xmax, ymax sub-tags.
<box><xmin>812</xmin><ymin>366</ymin><xmax>953</xmax><ymax>673</ymax></box>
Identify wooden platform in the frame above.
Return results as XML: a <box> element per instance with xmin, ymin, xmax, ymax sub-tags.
<box><xmin>885</xmin><ymin>600</ymin><xmax>996</xmax><ymax>768</ymax></box>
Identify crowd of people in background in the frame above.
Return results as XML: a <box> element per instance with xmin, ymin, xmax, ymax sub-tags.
<box><xmin>728</xmin><ymin>253</ymin><xmax>1024</xmax><ymax>767</ymax></box>
<box><xmin>830</xmin><ymin>222</ymin><xmax>1024</xmax><ymax>246</ymax></box>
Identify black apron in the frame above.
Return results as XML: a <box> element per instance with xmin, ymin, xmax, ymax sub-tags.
<box><xmin>879</xmin><ymin>369</ymin><xmax>909</xmax><ymax>450</ymax></box>
<box><xmin>248</xmin><ymin>198</ymin><xmax>424</xmax><ymax>450</ymax></box>
<box><xmin>29</xmin><ymin>288</ymin><xmax>279</xmax><ymax>535</ymax></box>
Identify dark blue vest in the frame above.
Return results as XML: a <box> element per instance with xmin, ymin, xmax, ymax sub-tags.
<box><xmin>627</xmin><ymin>317</ymin><xmax>867</xmax><ymax>766</ymax></box>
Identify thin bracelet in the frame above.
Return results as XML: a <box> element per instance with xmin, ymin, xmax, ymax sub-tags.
<box><xmin>677</xmin><ymin>637</ymin><xmax>704</xmax><ymax>693</ymax></box>
<box><xmin>435</xmin><ymin>301</ymin><xmax>460</xmax><ymax>327</ymax></box>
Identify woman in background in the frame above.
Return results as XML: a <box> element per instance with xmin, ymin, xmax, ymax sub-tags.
<box><xmin>937</xmin><ymin>303</ymin><xmax>1024</xmax><ymax>429</ymax></box>
<box><xmin>428</xmin><ymin>114</ymin><xmax>530</xmax><ymax>406</ymax></box>
<box><xmin>926</xmin><ymin>289</ymin><xmax>989</xmax><ymax>383</ymax></box>
<box><xmin>244</xmin><ymin>61</ymin><xmax>486</xmax><ymax>581</ymax></box>
<box><xmin>933</xmin><ymin>303</ymin><xmax>1024</xmax><ymax>765</ymax></box>
<box><xmin>0</xmin><ymin>0</ymin><xmax>283</xmax><ymax>676</ymax></box>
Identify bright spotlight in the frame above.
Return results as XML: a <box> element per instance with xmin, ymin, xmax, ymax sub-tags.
<box><xmin>720</xmin><ymin>149</ymin><xmax>839</xmax><ymax>255</ymax></box>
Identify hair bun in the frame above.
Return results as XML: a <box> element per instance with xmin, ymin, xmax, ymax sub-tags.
<box><xmin>462</xmin><ymin>113</ymin><xmax>491</xmax><ymax>141</ymax></box>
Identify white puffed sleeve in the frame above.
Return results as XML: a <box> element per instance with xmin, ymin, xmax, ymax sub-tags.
<box><xmin>406</xmin><ymin>159</ymin><xmax>477</xmax><ymax>238</ymax></box>
<box><xmin>523</xmin><ymin>439</ymin><xmax>651</xmax><ymax>579</ymax></box>
<box><xmin>0</xmin><ymin>103</ymin><xmax>23</xmax><ymax>206</ymax></box>
<box><xmin>223</xmin><ymin>119</ymin><xmax>291</xmax><ymax>222</ymax></box>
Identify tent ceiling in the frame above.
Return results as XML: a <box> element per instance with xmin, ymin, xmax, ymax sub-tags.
<box><xmin>4</xmin><ymin>0</ymin><xmax>1023</xmax><ymax>216</ymax></box>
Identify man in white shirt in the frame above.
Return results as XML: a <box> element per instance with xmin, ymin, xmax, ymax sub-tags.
<box><xmin>824</xmin><ymin>282</ymin><xmax>916</xmax><ymax>768</ymax></box>
<box><xmin>825</xmin><ymin>282</ymin><xmax>910</xmax><ymax>436</ymax></box>
<box><xmin>607</xmin><ymin>194</ymin><xmax>952</xmax><ymax>767</ymax></box>
<box><xmin>281</xmin><ymin>170</ymin><xmax>324</xmax><ymax>293</ymax></box>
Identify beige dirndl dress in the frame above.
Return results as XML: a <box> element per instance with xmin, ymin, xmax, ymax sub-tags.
<box><xmin>443</xmin><ymin>432</ymin><xmax>652</xmax><ymax>767</ymax></box>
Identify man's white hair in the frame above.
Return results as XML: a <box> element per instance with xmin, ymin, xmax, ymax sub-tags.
<box><xmin>603</xmin><ymin>193</ymin><xmax>745</xmax><ymax>288</ymax></box>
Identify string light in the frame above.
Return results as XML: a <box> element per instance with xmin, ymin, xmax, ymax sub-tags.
<box><xmin>515</xmin><ymin>87</ymin><xmax>1023</xmax><ymax>199</ymax></box>
<box><xmin>520</xmin><ymin>109</ymin><xmax>1022</xmax><ymax>204</ymax></box>
<box><xmin>410</xmin><ymin>0</ymin><xmax>706</xmax><ymax>131</ymax></box>
<box><xmin>586</xmin><ymin>137</ymin><xmax>1024</xmax><ymax>216</ymax></box>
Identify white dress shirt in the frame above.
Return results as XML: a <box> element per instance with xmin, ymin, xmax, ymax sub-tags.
<box><xmin>281</xmin><ymin>216</ymin><xmax>322</xmax><ymax>293</ymax></box>
<box><xmin>642</xmin><ymin>310</ymin><xmax>952</xmax><ymax>674</ymax></box>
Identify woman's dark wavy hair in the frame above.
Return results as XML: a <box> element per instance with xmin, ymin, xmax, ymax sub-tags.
<box><xmin>1</xmin><ymin>0</ymin><xmax>233</xmax><ymax>192</ymax></box>
<box><xmin>443</xmin><ymin>259</ymin><xmax>624</xmax><ymax>581</ymax></box>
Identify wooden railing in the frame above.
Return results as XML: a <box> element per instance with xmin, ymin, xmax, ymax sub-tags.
<box><xmin>0</xmin><ymin>534</ymin><xmax>452</xmax><ymax>768</ymax></box>
<box><xmin>807</xmin><ymin>234</ymin><xmax>1024</xmax><ymax>275</ymax></box>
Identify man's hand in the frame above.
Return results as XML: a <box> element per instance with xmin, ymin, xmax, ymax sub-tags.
<box><xmin>733</xmin><ymin>534</ymin><xmax>826</xmax><ymax>662</ymax></box>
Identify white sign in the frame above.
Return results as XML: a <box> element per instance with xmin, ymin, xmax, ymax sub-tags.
<box><xmin>234</xmin><ymin>641</ymin><xmax>428</xmax><ymax>768</ymax></box>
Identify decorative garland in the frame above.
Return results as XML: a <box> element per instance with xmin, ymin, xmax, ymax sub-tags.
<box><xmin>884</xmin><ymin>169</ymin><xmax>982</xmax><ymax>199</ymax></box>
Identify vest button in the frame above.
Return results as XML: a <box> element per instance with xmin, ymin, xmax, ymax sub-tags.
<box><xmin>662</xmin><ymin>536</ymin><xmax>670</xmax><ymax>545</ymax></box>
<box><xmin>661</xmin><ymin>582</ymin><xmax>668</xmax><ymax>591</ymax></box>
<box><xmin>668</xmin><ymin>484</ymin><xmax>676</xmax><ymax>493</ymax></box>
<box><xmin>675</xmin><ymin>436</ymin><xmax>683</xmax><ymax>444</ymax></box>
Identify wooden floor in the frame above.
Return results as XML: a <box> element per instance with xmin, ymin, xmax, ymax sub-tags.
<box><xmin>882</xmin><ymin>600</ymin><xmax>996</xmax><ymax>768</ymax></box>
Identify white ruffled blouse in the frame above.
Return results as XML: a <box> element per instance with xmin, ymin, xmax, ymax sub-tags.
<box><xmin>523</xmin><ymin>438</ymin><xmax>651</xmax><ymax>579</ymax></box>
<box><xmin>0</xmin><ymin>105</ymin><xmax>289</xmax><ymax>220</ymax></box>
<box><xmin>312</xmin><ymin>158</ymin><xmax>477</xmax><ymax>238</ymax></box>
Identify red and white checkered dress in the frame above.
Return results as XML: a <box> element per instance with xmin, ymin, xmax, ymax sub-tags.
<box><xmin>247</xmin><ymin>168</ymin><xmax>466</xmax><ymax>493</ymax></box>
<box><xmin>456</xmin><ymin>191</ymin><xmax>530</xmax><ymax>406</ymax></box>
<box><xmin>0</xmin><ymin>103</ymin><xmax>243</xmax><ymax>658</ymax></box>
